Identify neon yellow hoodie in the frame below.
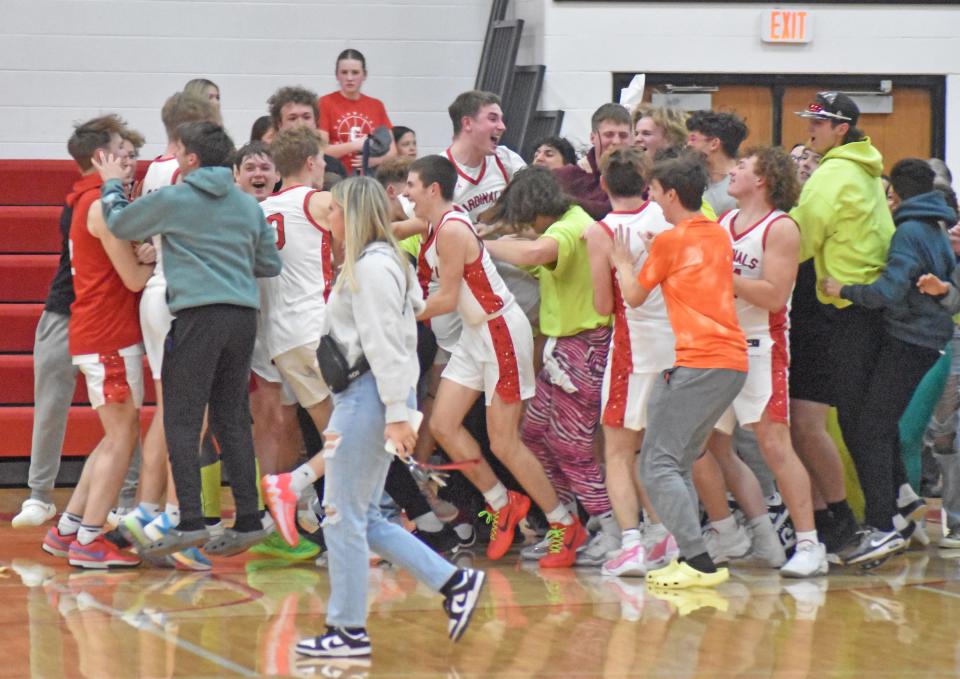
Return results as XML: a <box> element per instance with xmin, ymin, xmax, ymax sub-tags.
<box><xmin>790</xmin><ymin>137</ymin><xmax>894</xmax><ymax>308</ymax></box>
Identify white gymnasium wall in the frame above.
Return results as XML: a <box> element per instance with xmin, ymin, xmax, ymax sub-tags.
<box><xmin>0</xmin><ymin>0</ymin><xmax>489</xmax><ymax>159</ymax></box>
<box><xmin>512</xmin><ymin>1</ymin><xmax>960</xmax><ymax>177</ymax></box>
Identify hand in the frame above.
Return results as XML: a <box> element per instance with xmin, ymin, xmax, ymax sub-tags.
<box><xmin>350</xmin><ymin>154</ymin><xmax>363</xmax><ymax>170</ymax></box>
<box><xmin>819</xmin><ymin>276</ymin><xmax>843</xmax><ymax>298</ymax></box>
<box><xmin>90</xmin><ymin>151</ymin><xmax>127</xmax><ymax>183</ymax></box>
<box><xmin>640</xmin><ymin>230</ymin><xmax>657</xmax><ymax>252</ymax></box>
<box><xmin>135</xmin><ymin>242</ymin><xmax>157</xmax><ymax>264</ymax></box>
<box><xmin>384</xmin><ymin>421</ymin><xmax>417</xmax><ymax>458</ymax></box>
<box><xmin>609</xmin><ymin>224</ymin><xmax>639</xmax><ymax>272</ymax></box>
<box><xmin>917</xmin><ymin>273</ymin><xmax>950</xmax><ymax>296</ymax></box>
<box><xmin>351</xmin><ymin>136</ymin><xmax>368</xmax><ymax>153</ymax></box>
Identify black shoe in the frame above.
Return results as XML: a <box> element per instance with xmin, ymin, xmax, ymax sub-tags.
<box><xmin>296</xmin><ymin>626</ymin><xmax>371</xmax><ymax>658</ymax></box>
<box><xmin>413</xmin><ymin>525</ymin><xmax>460</xmax><ymax>555</ymax></box>
<box><xmin>442</xmin><ymin>568</ymin><xmax>486</xmax><ymax>642</ymax></box>
<box><xmin>822</xmin><ymin>514</ymin><xmax>859</xmax><ymax>556</ymax></box>
<box><xmin>840</xmin><ymin>528</ymin><xmax>906</xmax><ymax>566</ymax></box>
<box><xmin>104</xmin><ymin>529</ymin><xmax>131</xmax><ymax>550</ymax></box>
<box><xmin>297</xmin><ymin>520</ymin><xmax>327</xmax><ymax>552</ymax></box>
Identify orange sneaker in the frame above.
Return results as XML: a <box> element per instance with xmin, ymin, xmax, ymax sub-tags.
<box><xmin>68</xmin><ymin>535</ymin><xmax>141</xmax><ymax>569</ymax></box>
<box><xmin>539</xmin><ymin>518</ymin><xmax>588</xmax><ymax>568</ymax></box>
<box><xmin>480</xmin><ymin>491</ymin><xmax>530</xmax><ymax>560</ymax></box>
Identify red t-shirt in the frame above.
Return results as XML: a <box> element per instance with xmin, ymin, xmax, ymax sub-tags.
<box><xmin>67</xmin><ymin>173</ymin><xmax>142</xmax><ymax>356</ymax></box>
<box><xmin>317</xmin><ymin>91</ymin><xmax>392</xmax><ymax>170</ymax></box>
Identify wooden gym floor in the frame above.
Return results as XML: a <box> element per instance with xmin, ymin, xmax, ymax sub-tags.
<box><xmin>2</xmin><ymin>489</ymin><xmax>960</xmax><ymax>679</ymax></box>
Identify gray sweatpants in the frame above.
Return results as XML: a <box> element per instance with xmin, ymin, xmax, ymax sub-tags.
<box><xmin>734</xmin><ymin>425</ymin><xmax>777</xmax><ymax>499</ymax></box>
<box><xmin>28</xmin><ymin>310</ymin><xmax>140</xmax><ymax>506</ymax></box>
<box><xmin>640</xmin><ymin>366</ymin><xmax>746</xmax><ymax>559</ymax></box>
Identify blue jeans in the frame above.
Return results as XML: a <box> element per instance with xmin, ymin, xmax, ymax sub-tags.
<box><xmin>322</xmin><ymin>372</ymin><xmax>456</xmax><ymax>628</ymax></box>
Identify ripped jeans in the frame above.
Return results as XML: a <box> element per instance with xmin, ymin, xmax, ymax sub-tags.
<box><xmin>322</xmin><ymin>372</ymin><xmax>456</xmax><ymax>628</ymax></box>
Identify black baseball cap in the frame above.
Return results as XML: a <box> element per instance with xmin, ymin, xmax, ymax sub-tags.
<box><xmin>796</xmin><ymin>91</ymin><xmax>860</xmax><ymax>126</ymax></box>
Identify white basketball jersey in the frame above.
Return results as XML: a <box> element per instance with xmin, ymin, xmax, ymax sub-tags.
<box><xmin>139</xmin><ymin>156</ymin><xmax>181</xmax><ymax>289</ymax></box>
<box><xmin>421</xmin><ymin>210</ymin><xmax>516</xmax><ymax>326</ymax></box>
<box><xmin>447</xmin><ymin>146</ymin><xmax>526</xmax><ymax>222</ymax></box>
<box><xmin>598</xmin><ymin>202</ymin><xmax>675</xmax><ymax>372</ymax></box>
<box><xmin>720</xmin><ymin>208</ymin><xmax>792</xmax><ymax>341</ymax></box>
<box><xmin>259</xmin><ymin>185</ymin><xmax>334</xmax><ymax>358</ymax></box>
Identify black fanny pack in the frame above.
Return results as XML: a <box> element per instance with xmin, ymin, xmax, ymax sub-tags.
<box><xmin>316</xmin><ymin>334</ymin><xmax>370</xmax><ymax>393</ymax></box>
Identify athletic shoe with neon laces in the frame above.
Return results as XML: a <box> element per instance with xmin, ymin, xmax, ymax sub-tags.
<box><xmin>12</xmin><ymin>499</ymin><xmax>56</xmax><ymax>528</ymax></box>
<box><xmin>540</xmin><ymin>518</ymin><xmax>588</xmax><ymax>568</ymax></box>
<box><xmin>601</xmin><ymin>543</ymin><xmax>647</xmax><ymax>577</ymax></box>
<box><xmin>780</xmin><ymin>539</ymin><xmax>829</xmax><ymax>578</ymax></box>
<box><xmin>261</xmin><ymin>473</ymin><xmax>300</xmax><ymax>547</ymax></box>
<box><xmin>296</xmin><ymin>626</ymin><xmax>371</xmax><ymax>658</ymax></box>
<box><xmin>42</xmin><ymin>526</ymin><xmax>76</xmax><ymax>558</ymax></box>
<box><xmin>68</xmin><ymin>535</ymin><xmax>141</xmax><ymax>569</ymax></box>
<box><xmin>643</xmin><ymin>528</ymin><xmax>680</xmax><ymax>570</ymax></box>
<box><xmin>251</xmin><ymin>531</ymin><xmax>321</xmax><ymax>561</ymax></box>
<box><xmin>646</xmin><ymin>560</ymin><xmax>729</xmax><ymax>589</ymax></box>
<box><xmin>441</xmin><ymin>568</ymin><xmax>486</xmax><ymax>641</ymax></box>
<box><xmin>478</xmin><ymin>491</ymin><xmax>530</xmax><ymax>560</ymax></box>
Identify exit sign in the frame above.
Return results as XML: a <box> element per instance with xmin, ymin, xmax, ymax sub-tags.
<box><xmin>761</xmin><ymin>9</ymin><xmax>812</xmax><ymax>44</ymax></box>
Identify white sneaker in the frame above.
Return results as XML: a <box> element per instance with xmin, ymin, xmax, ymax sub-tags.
<box><xmin>12</xmin><ymin>499</ymin><xmax>56</xmax><ymax>528</ymax></box>
<box><xmin>521</xmin><ymin>536</ymin><xmax>550</xmax><ymax>561</ymax></box>
<box><xmin>745</xmin><ymin>521</ymin><xmax>787</xmax><ymax>567</ymax></box>
<box><xmin>704</xmin><ymin>525</ymin><xmax>751</xmax><ymax>563</ymax></box>
<box><xmin>780</xmin><ymin>540</ymin><xmax>829</xmax><ymax>578</ymax></box>
<box><xmin>601</xmin><ymin>543</ymin><xmax>647</xmax><ymax>577</ymax></box>
<box><xmin>575</xmin><ymin>531</ymin><xmax>621</xmax><ymax>566</ymax></box>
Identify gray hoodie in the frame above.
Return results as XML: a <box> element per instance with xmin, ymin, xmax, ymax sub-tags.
<box><xmin>323</xmin><ymin>241</ymin><xmax>424</xmax><ymax>422</ymax></box>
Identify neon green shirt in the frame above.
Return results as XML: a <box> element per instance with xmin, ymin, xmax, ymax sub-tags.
<box><xmin>532</xmin><ymin>205</ymin><xmax>611</xmax><ymax>337</ymax></box>
<box><xmin>398</xmin><ymin>234</ymin><xmax>420</xmax><ymax>259</ymax></box>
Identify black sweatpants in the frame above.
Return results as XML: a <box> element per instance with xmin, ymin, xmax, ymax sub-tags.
<box><xmin>162</xmin><ymin>304</ymin><xmax>260</xmax><ymax>531</ymax></box>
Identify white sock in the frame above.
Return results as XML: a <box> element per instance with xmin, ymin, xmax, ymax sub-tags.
<box><xmin>545</xmin><ymin>504</ymin><xmax>574</xmax><ymax>526</ymax></box>
<box><xmin>621</xmin><ymin>528</ymin><xmax>642</xmax><ymax>548</ymax></box>
<box><xmin>58</xmin><ymin>512</ymin><xmax>82</xmax><ymax>536</ymax></box>
<box><xmin>795</xmin><ymin>530</ymin><xmax>818</xmax><ymax>545</ymax></box>
<box><xmin>711</xmin><ymin>515</ymin><xmax>738</xmax><ymax>534</ymax></box>
<box><xmin>897</xmin><ymin>483</ymin><xmax>920</xmax><ymax>508</ymax></box>
<box><xmin>289</xmin><ymin>463</ymin><xmax>319</xmax><ymax>495</ymax></box>
<box><xmin>414</xmin><ymin>511</ymin><xmax>444</xmax><ymax>532</ymax></box>
<box><xmin>165</xmin><ymin>503</ymin><xmax>181</xmax><ymax>524</ymax></box>
<box><xmin>766</xmin><ymin>492</ymin><xmax>783</xmax><ymax>506</ymax></box>
<box><xmin>77</xmin><ymin>524</ymin><xmax>102</xmax><ymax>545</ymax></box>
<box><xmin>645</xmin><ymin>522</ymin><xmax>667</xmax><ymax>541</ymax></box>
<box><xmin>482</xmin><ymin>482</ymin><xmax>509</xmax><ymax>511</ymax></box>
<box><xmin>138</xmin><ymin>502</ymin><xmax>161</xmax><ymax>520</ymax></box>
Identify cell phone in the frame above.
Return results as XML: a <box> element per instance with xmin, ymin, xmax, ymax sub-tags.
<box><xmin>384</xmin><ymin>409</ymin><xmax>424</xmax><ymax>456</ymax></box>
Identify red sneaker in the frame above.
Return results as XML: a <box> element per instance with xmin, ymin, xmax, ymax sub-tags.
<box><xmin>42</xmin><ymin>526</ymin><xmax>76</xmax><ymax>558</ymax></box>
<box><xmin>539</xmin><ymin>518</ymin><xmax>588</xmax><ymax>568</ymax></box>
<box><xmin>68</xmin><ymin>535</ymin><xmax>141</xmax><ymax>569</ymax></box>
<box><xmin>262</xmin><ymin>473</ymin><xmax>300</xmax><ymax>547</ymax></box>
<box><xmin>480</xmin><ymin>491</ymin><xmax>530</xmax><ymax>560</ymax></box>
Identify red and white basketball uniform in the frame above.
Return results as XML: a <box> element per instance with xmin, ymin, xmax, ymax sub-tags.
<box><xmin>421</xmin><ymin>210</ymin><xmax>535</xmax><ymax>405</ymax></box>
<box><xmin>598</xmin><ymin>203</ymin><xmax>675</xmax><ymax>431</ymax></box>
<box><xmin>715</xmin><ymin>208</ymin><xmax>792</xmax><ymax>433</ymax></box>
<box><xmin>68</xmin><ymin>177</ymin><xmax>144</xmax><ymax>410</ymax></box>
<box><xmin>447</xmin><ymin>145</ymin><xmax>539</xmax><ymax>325</ymax></box>
<box><xmin>259</xmin><ymin>185</ymin><xmax>334</xmax><ymax>407</ymax></box>
<box><xmin>138</xmin><ymin>156</ymin><xmax>180</xmax><ymax>379</ymax></box>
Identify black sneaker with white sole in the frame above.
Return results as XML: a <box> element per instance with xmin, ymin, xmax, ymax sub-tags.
<box><xmin>441</xmin><ymin>568</ymin><xmax>486</xmax><ymax>642</ymax></box>
<box><xmin>841</xmin><ymin>528</ymin><xmax>906</xmax><ymax>566</ymax></box>
<box><xmin>296</xmin><ymin>626</ymin><xmax>371</xmax><ymax>658</ymax></box>
<box><xmin>414</xmin><ymin>525</ymin><xmax>461</xmax><ymax>555</ymax></box>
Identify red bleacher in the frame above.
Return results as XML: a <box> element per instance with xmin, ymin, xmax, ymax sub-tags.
<box><xmin>0</xmin><ymin>160</ymin><xmax>153</xmax><ymax>459</ymax></box>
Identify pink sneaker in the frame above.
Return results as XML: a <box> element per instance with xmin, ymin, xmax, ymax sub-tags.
<box><xmin>601</xmin><ymin>543</ymin><xmax>647</xmax><ymax>577</ymax></box>
<box><xmin>644</xmin><ymin>532</ymin><xmax>679</xmax><ymax>570</ymax></box>
<box><xmin>42</xmin><ymin>526</ymin><xmax>76</xmax><ymax>558</ymax></box>
<box><xmin>261</xmin><ymin>473</ymin><xmax>299</xmax><ymax>547</ymax></box>
<box><xmin>68</xmin><ymin>535</ymin><xmax>141</xmax><ymax>569</ymax></box>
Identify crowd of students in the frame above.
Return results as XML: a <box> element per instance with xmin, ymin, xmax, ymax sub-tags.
<box><xmin>10</xmin><ymin>50</ymin><xmax>960</xmax><ymax>658</ymax></box>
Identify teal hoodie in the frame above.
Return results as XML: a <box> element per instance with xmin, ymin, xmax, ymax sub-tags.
<box><xmin>790</xmin><ymin>138</ymin><xmax>895</xmax><ymax>308</ymax></box>
<box><xmin>101</xmin><ymin>167</ymin><xmax>281</xmax><ymax>313</ymax></box>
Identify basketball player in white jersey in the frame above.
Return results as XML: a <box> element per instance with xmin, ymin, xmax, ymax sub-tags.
<box><xmin>407</xmin><ymin>155</ymin><xmax>586</xmax><ymax>567</ymax></box>
<box><xmin>119</xmin><ymin>92</ymin><xmax>219</xmax><ymax>570</ymax></box>
<box><xmin>257</xmin><ymin>126</ymin><xmax>336</xmax><ymax>547</ymax></box>
<box><xmin>584</xmin><ymin>147</ymin><xmax>680</xmax><ymax>576</ymax></box>
<box><xmin>713</xmin><ymin>145</ymin><xmax>827</xmax><ymax>577</ymax></box>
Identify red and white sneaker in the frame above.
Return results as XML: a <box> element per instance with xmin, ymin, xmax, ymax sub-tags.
<box><xmin>42</xmin><ymin>526</ymin><xmax>76</xmax><ymax>558</ymax></box>
<box><xmin>480</xmin><ymin>491</ymin><xmax>531</xmax><ymax>560</ymax></box>
<box><xmin>644</xmin><ymin>529</ymin><xmax>679</xmax><ymax>571</ymax></box>
<box><xmin>261</xmin><ymin>473</ymin><xmax>300</xmax><ymax>547</ymax></box>
<box><xmin>540</xmin><ymin>518</ymin><xmax>588</xmax><ymax>568</ymax></box>
<box><xmin>68</xmin><ymin>535</ymin><xmax>141</xmax><ymax>569</ymax></box>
